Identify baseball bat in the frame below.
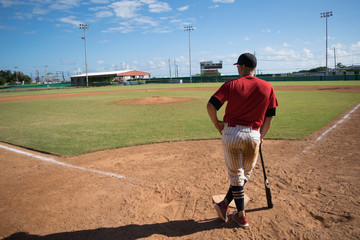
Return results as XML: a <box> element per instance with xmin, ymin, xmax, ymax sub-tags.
<box><xmin>259</xmin><ymin>145</ymin><xmax>273</xmax><ymax>208</ymax></box>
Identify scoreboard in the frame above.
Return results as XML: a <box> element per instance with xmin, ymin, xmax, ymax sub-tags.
<box><xmin>200</xmin><ymin>61</ymin><xmax>223</xmax><ymax>70</ymax></box>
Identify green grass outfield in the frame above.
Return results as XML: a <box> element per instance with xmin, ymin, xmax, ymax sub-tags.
<box><xmin>0</xmin><ymin>81</ymin><xmax>359</xmax><ymax>156</ymax></box>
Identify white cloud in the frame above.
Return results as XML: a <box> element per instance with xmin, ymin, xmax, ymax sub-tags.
<box><xmin>89</xmin><ymin>6</ymin><xmax>109</xmax><ymax>11</ymax></box>
<box><xmin>212</xmin><ymin>0</ymin><xmax>235</xmax><ymax>3</ymax></box>
<box><xmin>90</xmin><ymin>0</ymin><xmax>110</xmax><ymax>3</ymax></box>
<box><xmin>331</xmin><ymin>43</ymin><xmax>350</xmax><ymax>61</ymax></box>
<box><xmin>262</xmin><ymin>29</ymin><xmax>271</xmax><ymax>33</ymax></box>
<box><xmin>303</xmin><ymin>48</ymin><xmax>313</xmax><ymax>58</ymax></box>
<box><xmin>50</xmin><ymin>0</ymin><xmax>81</xmax><ymax>10</ymax></box>
<box><xmin>134</xmin><ymin>16</ymin><xmax>157</xmax><ymax>26</ymax></box>
<box><xmin>351</xmin><ymin>41</ymin><xmax>360</xmax><ymax>50</ymax></box>
<box><xmin>32</xmin><ymin>5</ymin><xmax>49</xmax><ymax>15</ymax></box>
<box><xmin>97</xmin><ymin>60</ymin><xmax>105</xmax><ymax>65</ymax></box>
<box><xmin>59</xmin><ymin>16</ymin><xmax>82</xmax><ymax>26</ymax></box>
<box><xmin>0</xmin><ymin>0</ymin><xmax>20</xmax><ymax>7</ymax></box>
<box><xmin>264</xmin><ymin>46</ymin><xmax>274</xmax><ymax>52</ymax></box>
<box><xmin>110</xmin><ymin>1</ymin><xmax>172</xmax><ymax>19</ymax></box>
<box><xmin>148</xmin><ymin>1</ymin><xmax>171</xmax><ymax>13</ymax></box>
<box><xmin>95</xmin><ymin>10</ymin><xmax>113</xmax><ymax>18</ymax></box>
<box><xmin>244</xmin><ymin>37</ymin><xmax>250</xmax><ymax>41</ymax></box>
<box><xmin>177</xmin><ymin>5</ymin><xmax>189</xmax><ymax>12</ymax></box>
<box><xmin>110</xmin><ymin>1</ymin><xmax>142</xmax><ymax>18</ymax></box>
<box><xmin>151</xmin><ymin>26</ymin><xmax>171</xmax><ymax>33</ymax></box>
<box><xmin>140</xmin><ymin>0</ymin><xmax>156</xmax><ymax>4</ymax></box>
<box><xmin>169</xmin><ymin>19</ymin><xmax>181</xmax><ymax>23</ymax></box>
<box><xmin>209</xmin><ymin>4</ymin><xmax>219</xmax><ymax>9</ymax></box>
<box><xmin>102</xmin><ymin>24</ymin><xmax>134</xmax><ymax>33</ymax></box>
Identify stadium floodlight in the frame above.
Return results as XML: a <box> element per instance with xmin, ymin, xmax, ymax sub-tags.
<box><xmin>79</xmin><ymin>24</ymin><xmax>90</xmax><ymax>87</ymax></box>
<box><xmin>184</xmin><ymin>26</ymin><xmax>194</xmax><ymax>83</ymax></box>
<box><xmin>320</xmin><ymin>11</ymin><xmax>333</xmax><ymax>75</ymax></box>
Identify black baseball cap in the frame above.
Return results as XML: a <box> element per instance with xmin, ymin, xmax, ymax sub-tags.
<box><xmin>234</xmin><ymin>53</ymin><xmax>257</xmax><ymax>68</ymax></box>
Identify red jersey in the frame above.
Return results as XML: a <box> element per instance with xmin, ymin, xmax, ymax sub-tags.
<box><xmin>212</xmin><ymin>76</ymin><xmax>278</xmax><ymax>128</ymax></box>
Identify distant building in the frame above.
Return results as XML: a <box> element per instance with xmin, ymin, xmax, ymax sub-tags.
<box><xmin>335</xmin><ymin>65</ymin><xmax>360</xmax><ymax>72</ymax></box>
<box><xmin>70</xmin><ymin>70</ymin><xmax>151</xmax><ymax>86</ymax></box>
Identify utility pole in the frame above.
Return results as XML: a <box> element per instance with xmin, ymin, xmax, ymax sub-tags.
<box><xmin>36</xmin><ymin>70</ymin><xmax>39</xmax><ymax>83</ymax></box>
<box><xmin>320</xmin><ymin>11</ymin><xmax>333</xmax><ymax>75</ymax></box>
<box><xmin>174</xmin><ymin>58</ymin><xmax>178</xmax><ymax>78</ymax></box>
<box><xmin>79</xmin><ymin>24</ymin><xmax>90</xmax><ymax>87</ymax></box>
<box><xmin>334</xmin><ymin>47</ymin><xmax>336</xmax><ymax>72</ymax></box>
<box><xmin>168</xmin><ymin>59</ymin><xmax>172</xmax><ymax>80</ymax></box>
<box><xmin>45</xmin><ymin>65</ymin><xmax>47</xmax><ymax>83</ymax></box>
<box><xmin>184</xmin><ymin>26</ymin><xmax>194</xmax><ymax>83</ymax></box>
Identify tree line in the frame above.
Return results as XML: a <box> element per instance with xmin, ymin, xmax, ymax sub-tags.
<box><xmin>0</xmin><ymin>70</ymin><xmax>32</xmax><ymax>85</ymax></box>
<box><xmin>295</xmin><ymin>62</ymin><xmax>353</xmax><ymax>73</ymax></box>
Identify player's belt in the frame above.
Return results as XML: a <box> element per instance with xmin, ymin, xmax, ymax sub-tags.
<box><xmin>227</xmin><ymin>123</ymin><xmax>259</xmax><ymax>131</ymax></box>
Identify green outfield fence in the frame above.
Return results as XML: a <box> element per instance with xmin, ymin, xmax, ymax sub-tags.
<box><xmin>146</xmin><ymin>73</ymin><xmax>360</xmax><ymax>84</ymax></box>
<box><xmin>0</xmin><ymin>83</ymin><xmax>72</xmax><ymax>91</ymax></box>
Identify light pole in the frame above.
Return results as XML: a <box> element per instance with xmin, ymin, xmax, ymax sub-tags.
<box><xmin>79</xmin><ymin>24</ymin><xmax>90</xmax><ymax>87</ymax></box>
<box><xmin>184</xmin><ymin>26</ymin><xmax>194</xmax><ymax>83</ymax></box>
<box><xmin>320</xmin><ymin>11</ymin><xmax>333</xmax><ymax>75</ymax></box>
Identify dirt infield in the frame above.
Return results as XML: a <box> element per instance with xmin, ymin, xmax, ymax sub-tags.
<box><xmin>0</xmin><ymin>87</ymin><xmax>359</xmax><ymax>239</ymax></box>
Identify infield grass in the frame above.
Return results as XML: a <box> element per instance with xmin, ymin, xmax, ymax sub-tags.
<box><xmin>0</xmin><ymin>82</ymin><xmax>359</xmax><ymax>156</ymax></box>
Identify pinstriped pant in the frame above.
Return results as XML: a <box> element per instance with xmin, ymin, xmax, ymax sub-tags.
<box><xmin>222</xmin><ymin>124</ymin><xmax>260</xmax><ymax>186</ymax></box>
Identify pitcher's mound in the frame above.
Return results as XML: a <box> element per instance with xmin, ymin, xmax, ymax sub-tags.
<box><xmin>117</xmin><ymin>96</ymin><xmax>193</xmax><ymax>105</ymax></box>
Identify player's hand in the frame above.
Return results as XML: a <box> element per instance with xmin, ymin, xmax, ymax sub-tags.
<box><xmin>215</xmin><ymin>121</ymin><xmax>225</xmax><ymax>135</ymax></box>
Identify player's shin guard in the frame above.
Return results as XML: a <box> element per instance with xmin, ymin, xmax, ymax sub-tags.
<box><xmin>232</xmin><ymin>185</ymin><xmax>245</xmax><ymax>212</ymax></box>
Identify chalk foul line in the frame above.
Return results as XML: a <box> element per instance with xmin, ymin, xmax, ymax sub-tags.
<box><xmin>303</xmin><ymin>103</ymin><xmax>360</xmax><ymax>153</ymax></box>
<box><xmin>316</xmin><ymin>103</ymin><xmax>360</xmax><ymax>141</ymax></box>
<box><xmin>0</xmin><ymin>144</ymin><xmax>126</xmax><ymax>179</ymax></box>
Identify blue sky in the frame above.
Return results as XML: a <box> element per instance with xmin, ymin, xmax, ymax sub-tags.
<box><xmin>0</xmin><ymin>0</ymin><xmax>359</xmax><ymax>79</ymax></box>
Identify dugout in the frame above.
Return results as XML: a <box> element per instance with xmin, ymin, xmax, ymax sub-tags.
<box><xmin>70</xmin><ymin>70</ymin><xmax>151</xmax><ymax>87</ymax></box>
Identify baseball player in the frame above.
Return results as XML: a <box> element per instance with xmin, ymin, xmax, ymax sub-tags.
<box><xmin>207</xmin><ymin>53</ymin><xmax>278</xmax><ymax>227</ymax></box>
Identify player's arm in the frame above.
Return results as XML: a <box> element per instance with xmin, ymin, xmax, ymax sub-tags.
<box><xmin>207</xmin><ymin>96</ymin><xmax>225</xmax><ymax>135</ymax></box>
<box><xmin>260</xmin><ymin>108</ymin><xmax>276</xmax><ymax>143</ymax></box>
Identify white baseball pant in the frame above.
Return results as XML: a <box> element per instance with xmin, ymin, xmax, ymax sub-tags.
<box><xmin>222</xmin><ymin>123</ymin><xmax>261</xmax><ymax>186</ymax></box>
